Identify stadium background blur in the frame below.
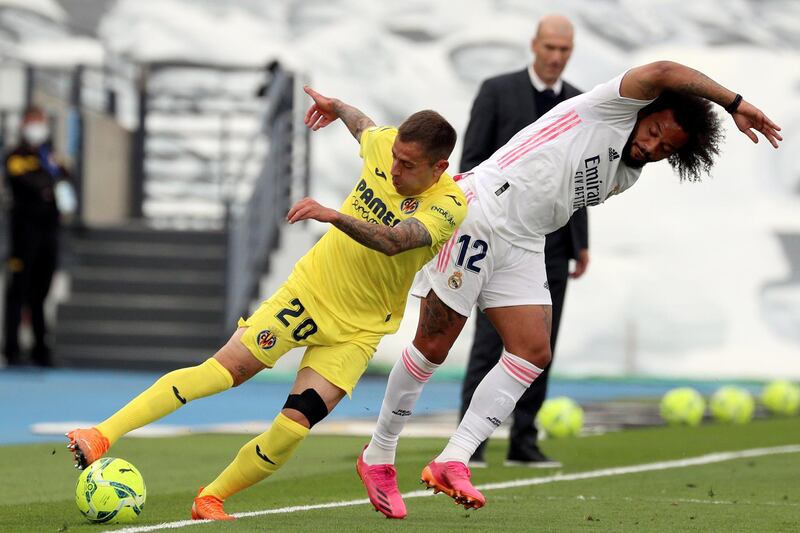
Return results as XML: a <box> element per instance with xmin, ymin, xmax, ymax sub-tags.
<box><xmin>0</xmin><ymin>0</ymin><xmax>798</xmax><ymax>439</ymax></box>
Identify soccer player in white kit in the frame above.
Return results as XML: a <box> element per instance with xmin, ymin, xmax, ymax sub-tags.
<box><xmin>355</xmin><ymin>60</ymin><xmax>782</xmax><ymax>518</ymax></box>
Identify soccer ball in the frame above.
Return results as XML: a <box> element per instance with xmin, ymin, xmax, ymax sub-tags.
<box><xmin>710</xmin><ymin>386</ymin><xmax>755</xmax><ymax>424</ymax></box>
<box><xmin>75</xmin><ymin>457</ymin><xmax>146</xmax><ymax>524</ymax></box>
<box><xmin>761</xmin><ymin>380</ymin><xmax>800</xmax><ymax>416</ymax></box>
<box><xmin>660</xmin><ymin>387</ymin><xmax>706</xmax><ymax>426</ymax></box>
<box><xmin>537</xmin><ymin>396</ymin><xmax>583</xmax><ymax>438</ymax></box>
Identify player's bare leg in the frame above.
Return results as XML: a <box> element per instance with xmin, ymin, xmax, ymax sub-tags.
<box><xmin>213</xmin><ymin>327</ymin><xmax>270</xmax><ymax>386</ymax></box>
<box><xmin>360</xmin><ymin>290</ymin><xmax>467</xmax><ymax>518</ymax></box>
<box><xmin>67</xmin><ymin>328</ymin><xmax>260</xmax><ymax>469</ymax></box>
<box><xmin>424</xmin><ymin>305</ymin><xmax>552</xmax><ymax>509</ymax></box>
<box><xmin>413</xmin><ymin>289</ymin><xmax>469</xmax><ymax>364</ymax></box>
<box><xmin>194</xmin><ymin>366</ymin><xmax>346</xmax><ymax>520</ymax></box>
<box><xmin>484</xmin><ymin>305</ymin><xmax>552</xmax><ymax>370</ymax></box>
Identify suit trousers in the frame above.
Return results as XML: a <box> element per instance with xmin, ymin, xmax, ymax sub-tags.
<box><xmin>3</xmin><ymin>217</ymin><xmax>58</xmax><ymax>365</ymax></box>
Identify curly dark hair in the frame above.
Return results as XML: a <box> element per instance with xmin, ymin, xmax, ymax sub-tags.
<box><xmin>639</xmin><ymin>90</ymin><xmax>724</xmax><ymax>182</ymax></box>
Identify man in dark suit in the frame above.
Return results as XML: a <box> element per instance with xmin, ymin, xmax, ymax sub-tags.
<box><xmin>459</xmin><ymin>14</ymin><xmax>589</xmax><ymax>467</ymax></box>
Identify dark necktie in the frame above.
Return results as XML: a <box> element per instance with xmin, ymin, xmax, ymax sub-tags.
<box><xmin>539</xmin><ymin>88</ymin><xmax>559</xmax><ymax>114</ymax></box>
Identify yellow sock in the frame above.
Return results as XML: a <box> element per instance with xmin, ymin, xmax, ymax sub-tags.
<box><xmin>201</xmin><ymin>413</ymin><xmax>309</xmax><ymax>500</ymax></box>
<box><xmin>96</xmin><ymin>358</ymin><xmax>233</xmax><ymax>445</ymax></box>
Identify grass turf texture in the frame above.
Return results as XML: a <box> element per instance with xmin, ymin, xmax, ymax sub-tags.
<box><xmin>2</xmin><ymin>418</ymin><xmax>798</xmax><ymax>532</ymax></box>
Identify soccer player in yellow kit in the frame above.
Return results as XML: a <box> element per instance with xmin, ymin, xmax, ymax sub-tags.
<box><xmin>65</xmin><ymin>86</ymin><xmax>466</xmax><ymax>521</ymax></box>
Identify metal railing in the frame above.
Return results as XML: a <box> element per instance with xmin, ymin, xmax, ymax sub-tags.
<box><xmin>224</xmin><ymin>66</ymin><xmax>306</xmax><ymax>328</ymax></box>
<box><xmin>1</xmin><ymin>55</ymin><xmax>308</xmax><ymax>333</ymax></box>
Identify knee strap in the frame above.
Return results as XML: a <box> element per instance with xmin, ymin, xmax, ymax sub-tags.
<box><xmin>283</xmin><ymin>388</ymin><xmax>328</xmax><ymax>428</ymax></box>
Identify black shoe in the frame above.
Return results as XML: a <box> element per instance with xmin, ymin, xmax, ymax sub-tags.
<box><xmin>4</xmin><ymin>347</ymin><xmax>21</xmax><ymax>367</ymax></box>
<box><xmin>504</xmin><ymin>445</ymin><xmax>562</xmax><ymax>468</ymax></box>
<box><xmin>31</xmin><ymin>344</ymin><xmax>53</xmax><ymax>367</ymax></box>
<box><xmin>4</xmin><ymin>356</ymin><xmax>22</xmax><ymax>367</ymax></box>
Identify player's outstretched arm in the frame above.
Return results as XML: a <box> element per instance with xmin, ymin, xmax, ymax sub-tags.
<box><xmin>287</xmin><ymin>197</ymin><xmax>431</xmax><ymax>256</ymax></box>
<box><xmin>620</xmin><ymin>61</ymin><xmax>782</xmax><ymax>148</ymax></box>
<box><xmin>303</xmin><ymin>86</ymin><xmax>376</xmax><ymax>142</ymax></box>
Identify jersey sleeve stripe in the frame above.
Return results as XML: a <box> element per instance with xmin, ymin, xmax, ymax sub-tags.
<box><xmin>499</xmin><ymin>116</ymin><xmax>581</xmax><ymax>170</ymax></box>
<box><xmin>497</xmin><ymin>110</ymin><xmax>580</xmax><ymax>169</ymax></box>
<box><xmin>497</xmin><ymin>110</ymin><xmax>578</xmax><ymax>167</ymax></box>
<box><xmin>436</xmin><ymin>229</ymin><xmax>460</xmax><ymax>272</ymax></box>
<box><xmin>437</xmin><ymin>233</ymin><xmax>452</xmax><ymax>271</ymax></box>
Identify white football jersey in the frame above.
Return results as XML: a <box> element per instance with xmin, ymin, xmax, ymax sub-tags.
<box><xmin>467</xmin><ymin>72</ymin><xmax>654</xmax><ymax>252</ymax></box>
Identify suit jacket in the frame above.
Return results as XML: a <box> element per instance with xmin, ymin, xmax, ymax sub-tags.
<box><xmin>460</xmin><ymin>68</ymin><xmax>588</xmax><ymax>261</ymax></box>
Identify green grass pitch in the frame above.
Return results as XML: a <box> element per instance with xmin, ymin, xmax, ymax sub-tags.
<box><xmin>2</xmin><ymin>418</ymin><xmax>799</xmax><ymax>532</ymax></box>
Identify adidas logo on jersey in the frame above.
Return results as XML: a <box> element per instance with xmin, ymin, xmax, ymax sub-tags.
<box><xmin>608</xmin><ymin>147</ymin><xmax>620</xmax><ymax>161</ymax></box>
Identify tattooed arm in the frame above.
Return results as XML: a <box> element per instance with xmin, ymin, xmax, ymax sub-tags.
<box><xmin>287</xmin><ymin>197</ymin><xmax>432</xmax><ymax>256</ymax></box>
<box><xmin>620</xmin><ymin>61</ymin><xmax>781</xmax><ymax>147</ymax></box>
<box><xmin>331</xmin><ymin>216</ymin><xmax>432</xmax><ymax>256</ymax></box>
<box><xmin>303</xmin><ymin>86</ymin><xmax>376</xmax><ymax>142</ymax></box>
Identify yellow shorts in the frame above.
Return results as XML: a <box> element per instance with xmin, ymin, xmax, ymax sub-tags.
<box><xmin>238</xmin><ymin>282</ymin><xmax>382</xmax><ymax>396</ymax></box>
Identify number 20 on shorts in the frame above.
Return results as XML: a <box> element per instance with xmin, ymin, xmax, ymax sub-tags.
<box><xmin>275</xmin><ymin>298</ymin><xmax>319</xmax><ymax>341</ymax></box>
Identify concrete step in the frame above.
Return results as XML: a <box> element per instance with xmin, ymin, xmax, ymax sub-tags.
<box><xmin>57</xmin><ymin>301</ymin><xmax>223</xmax><ymax>324</ymax></box>
<box><xmin>71</xmin><ymin>240</ymin><xmax>227</xmax><ymax>270</ymax></box>
<box><xmin>73</xmin><ymin>226</ymin><xmax>226</xmax><ymax>246</ymax></box>
<box><xmin>55</xmin><ymin>320</ymin><xmax>223</xmax><ymax>349</ymax></box>
<box><xmin>142</xmin><ymin>200</ymin><xmax>226</xmax><ymax>226</ymax></box>
<box><xmin>70</xmin><ymin>273</ymin><xmax>225</xmax><ymax>298</ymax></box>
<box><xmin>54</xmin><ymin>344</ymin><xmax>213</xmax><ymax>371</ymax></box>
<box><xmin>70</xmin><ymin>266</ymin><xmax>224</xmax><ymax>284</ymax></box>
<box><xmin>70</xmin><ymin>240</ymin><xmax>226</xmax><ymax>259</ymax></box>
<box><xmin>64</xmin><ymin>292</ymin><xmax>224</xmax><ymax>310</ymax></box>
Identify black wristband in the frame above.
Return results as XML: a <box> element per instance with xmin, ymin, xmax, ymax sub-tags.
<box><xmin>725</xmin><ymin>93</ymin><xmax>743</xmax><ymax>114</ymax></box>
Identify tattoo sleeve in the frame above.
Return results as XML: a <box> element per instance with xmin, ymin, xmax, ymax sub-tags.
<box><xmin>673</xmin><ymin>68</ymin><xmax>734</xmax><ymax>107</ymax></box>
<box><xmin>420</xmin><ymin>290</ymin><xmax>464</xmax><ymax>338</ymax></box>
<box><xmin>331</xmin><ymin>215</ymin><xmax>432</xmax><ymax>256</ymax></box>
<box><xmin>332</xmin><ymin>100</ymin><xmax>377</xmax><ymax>142</ymax></box>
<box><xmin>654</xmin><ymin>62</ymin><xmax>736</xmax><ymax>108</ymax></box>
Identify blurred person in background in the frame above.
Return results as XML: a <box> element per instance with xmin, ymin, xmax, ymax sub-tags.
<box><xmin>459</xmin><ymin>13</ymin><xmax>589</xmax><ymax>469</ymax></box>
<box><xmin>3</xmin><ymin>105</ymin><xmax>71</xmax><ymax>367</ymax></box>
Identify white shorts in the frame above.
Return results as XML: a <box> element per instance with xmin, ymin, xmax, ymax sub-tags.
<box><xmin>410</xmin><ymin>175</ymin><xmax>551</xmax><ymax>317</ymax></box>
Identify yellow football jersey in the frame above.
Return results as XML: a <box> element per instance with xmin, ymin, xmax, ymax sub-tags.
<box><xmin>289</xmin><ymin>126</ymin><xmax>467</xmax><ymax>335</ymax></box>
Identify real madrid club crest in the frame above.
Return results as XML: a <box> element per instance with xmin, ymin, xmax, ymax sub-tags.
<box><xmin>257</xmin><ymin>329</ymin><xmax>277</xmax><ymax>350</ymax></box>
<box><xmin>448</xmin><ymin>271</ymin><xmax>463</xmax><ymax>290</ymax></box>
<box><xmin>400</xmin><ymin>198</ymin><xmax>419</xmax><ymax>215</ymax></box>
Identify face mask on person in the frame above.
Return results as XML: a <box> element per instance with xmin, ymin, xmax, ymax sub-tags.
<box><xmin>22</xmin><ymin>121</ymin><xmax>49</xmax><ymax>146</ymax></box>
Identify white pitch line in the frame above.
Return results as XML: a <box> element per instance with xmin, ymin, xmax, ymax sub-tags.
<box><xmin>109</xmin><ymin>444</ymin><xmax>800</xmax><ymax>533</ymax></box>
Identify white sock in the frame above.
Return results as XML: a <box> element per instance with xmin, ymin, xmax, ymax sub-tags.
<box><xmin>363</xmin><ymin>343</ymin><xmax>439</xmax><ymax>465</ymax></box>
<box><xmin>436</xmin><ymin>350</ymin><xmax>542</xmax><ymax>464</ymax></box>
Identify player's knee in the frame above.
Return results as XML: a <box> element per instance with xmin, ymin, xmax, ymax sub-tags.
<box><xmin>412</xmin><ymin>338</ymin><xmax>449</xmax><ymax>365</ymax></box>
<box><xmin>281</xmin><ymin>388</ymin><xmax>329</xmax><ymax>429</ymax></box>
<box><xmin>515</xmin><ymin>342</ymin><xmax>551</xmax><ymax>370</ymax></box>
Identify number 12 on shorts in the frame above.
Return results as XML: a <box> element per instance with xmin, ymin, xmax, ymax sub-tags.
<box><xmin>454</xmin><ymin>234</ymin><xmax>488</xmax><ymax>273</ymax></box>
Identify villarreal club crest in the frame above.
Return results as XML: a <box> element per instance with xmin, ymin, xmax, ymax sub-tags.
<box><xmin>400</xmin><ymin>198</ymin><xmax>419</xmax><ymax>215</ymax></box>
<box><xmin>257</xmin><ymin>329</ymin><xmax>277</xmax><ymax>350</ymax></box>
